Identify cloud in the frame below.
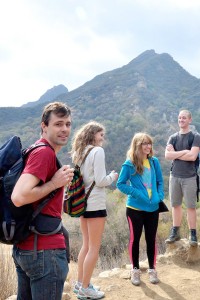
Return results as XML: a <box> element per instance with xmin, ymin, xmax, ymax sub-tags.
<box><xmin>0</xmin><ymin>0</ymin><xmax>200</xmax><ymax>106</ymax></box>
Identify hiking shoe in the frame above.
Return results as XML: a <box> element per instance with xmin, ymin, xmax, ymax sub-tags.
<box><xmin>73</xmin><ymin>281</ymin><xmax>82</xmax><ymax>294</ymax></box>
<box><xmin>73</xmin><ymin>281</ymin><xmax>100</xmax><ymax>294</ymax></box>
<box><xmin>165</xmin><ymin>226</ymin><xmax>181</xmax><ymax>244</ymax></box>
<box><xmin>131</xmin><ymin>268</ymin><xmax>141</xmax><ymax>286</ymax></box>
<box><xmin>77</xmin><ymin>286</ymin><xmax>104</xmax><ymax>299</ymax></box>
<box><xmin>89</xmin><ymin>283</ymin><xmax>100</xmax><ymax>291</ymax></box>
<box><xmin>189</xmin><ymin>229</ymin><xmax>198</xmax><ymax>247</ymax></box>
<box><xmin>148</xmin><ymin>269</ymin><xmax>159</xmax><ymax>284</ymax></box>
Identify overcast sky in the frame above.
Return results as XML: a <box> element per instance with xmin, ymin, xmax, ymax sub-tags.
<box><xmin>1</xmin><ymin>0</ymin><xmax>200</xmax><ymax>107</ymax></box>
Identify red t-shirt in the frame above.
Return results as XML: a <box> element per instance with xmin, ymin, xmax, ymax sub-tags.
<box><xmin>17</xmin><ymin>138</ymin><xmax>66</xmax><ymax>250</ymax></box>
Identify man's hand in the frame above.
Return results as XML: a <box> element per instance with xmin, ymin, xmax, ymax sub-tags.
<box><xmin>51</xmin><ymin>165</ymin><xmax>74</xmax><ymax>189</ymax></box>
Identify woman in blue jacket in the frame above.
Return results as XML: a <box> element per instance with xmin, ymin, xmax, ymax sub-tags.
<box><xmin>117</xmin><ymin>132</ymin><xmax>164</xmax><ymax>286</ymax></box>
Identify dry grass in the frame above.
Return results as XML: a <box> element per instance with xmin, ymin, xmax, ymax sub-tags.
<box><xmin>63</xmin><ymin>190</ymin><xmax>200</xmax><ymax>271</ymax></box>
<box><xmin>1</xmin><ymin>190</ymin><xmax>199</xmax><ymax>299</ymax></box>
<box><xmin>0</xmin><ymin>244</ymin><xmax>17</xmax><ymax>300</ymax></box>
<box><xmin>67</xmin><ymin>261</ymin><xmax>78</xmax><ymax>286</ymax></box>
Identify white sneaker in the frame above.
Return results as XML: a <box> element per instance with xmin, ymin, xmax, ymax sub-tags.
<box><xmin>88</xmin><ymin>283</ymin><xmax>100</xmax><ymax>291</ymax></box>
<box><xmin>131</xmin><ymin>268</ymin><xmax>141</xmax><ymax>286</ymax></box>
<box><xmin>73</xmin><ymin>281</ymin><xmax>82</xmax><ymax>294</ymax></box>
<box><xmin>148</xmin><ymin>269</ymin><xmax>159</xmax><ymax>284</ymax></box>
<box><xmin>77</xmin><ymin>286</ymin><xmax>104</xmax><ymax>299</ymax></box>
<box><xmin>73</xmin><ymin>281</ymin><xmax>100</xmax><ymax>294</ymax></box>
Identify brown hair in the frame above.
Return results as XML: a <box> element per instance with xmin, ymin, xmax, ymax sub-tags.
<box><xmin>41</xmin><ymin>102</ymin><xmax>71</xmax><ymax>133</ymax></box>
<box><xmin>127</xmin><ymin>132</ymin><xmax>153</xmax><ymax>174</ymax></box>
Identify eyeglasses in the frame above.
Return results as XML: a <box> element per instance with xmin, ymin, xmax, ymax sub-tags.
<box><xmin>141</xmin><ymin>142</ymin><xmax>152</xmax><ymax>146</ymax></box>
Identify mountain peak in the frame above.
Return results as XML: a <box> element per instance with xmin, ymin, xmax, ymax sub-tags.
<box><xmin>22</xmin><ymin>84</ymin><xmax>68</xmax><ymax>107</ymax></box>
<box><xmin>128</xmin><ymin>49</ymin><xmax>173</xmax><ymax>66</ymax></box>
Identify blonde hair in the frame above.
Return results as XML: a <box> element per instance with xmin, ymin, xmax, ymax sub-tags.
<box><xmin>71</xmin><ymin>121</ymin><xmax>105</xmax><ymax>164</ymax></box>
<box><xmin>127</xmin><ymin>132</ymin><xmax>153</xmax><ymax>174</ymax></box>
<box><xmin>179</xmin><ymin>109</ymin><xmax>192</xmax><ymax>119</ymax></box>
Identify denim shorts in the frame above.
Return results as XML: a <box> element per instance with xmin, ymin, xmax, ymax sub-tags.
<box><xmin>12</xmin><ymin>247</ymin><xmax>68</xmax><ymax>300</ymax></box>
<box><xmin>169</xmin><ymin>175</ymin><xmax>197</xmax><ymax>208</ymax></box>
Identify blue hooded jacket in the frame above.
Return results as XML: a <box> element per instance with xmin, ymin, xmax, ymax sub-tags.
<box><xmin>117</xmin><ymin>156</ymin><xmax>164</xmax><ymax>212</ymax></box>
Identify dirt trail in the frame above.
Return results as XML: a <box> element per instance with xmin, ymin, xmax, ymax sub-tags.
<box><xmin>68</xmin><ymin>259</ymin><xmax>200</xmax><ymax>300</ymax></box>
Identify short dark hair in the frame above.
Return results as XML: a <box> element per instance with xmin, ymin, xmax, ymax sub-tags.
<box><xmin>41</xmin><ymin>101</ymin><xmax>71</xmax><ymax>126</ymax></box>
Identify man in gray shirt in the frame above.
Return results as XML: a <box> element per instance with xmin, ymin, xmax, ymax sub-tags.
<box><xmin>165</xmin><ymin>110</ymin><xmax>200</xmax><ymax>246</ymax></box>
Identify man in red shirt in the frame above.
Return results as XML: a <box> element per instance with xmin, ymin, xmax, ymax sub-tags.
<box><xmin>11</xmin><ymin>102</ymin><xmax>74</xmax><ymax>300</ymax></box>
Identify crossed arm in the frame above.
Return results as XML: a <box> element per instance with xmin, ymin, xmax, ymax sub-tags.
<box><xmin>165</xmin><ymin>144</ymin><xmax>199</xmax><ymax>161</ymax></box>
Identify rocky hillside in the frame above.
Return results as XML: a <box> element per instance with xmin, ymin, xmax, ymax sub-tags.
<box><xmin>1</xmin><ymin>50</ymin><xmax>200</xmax><ymax>192</ymax></box>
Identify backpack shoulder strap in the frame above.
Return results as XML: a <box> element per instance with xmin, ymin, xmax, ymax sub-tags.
<box><xmin>170</xmin><ymin>131</ymin><xmax>195</xmax><ymax>149</ymax></box>
<box><xmin>188</xmin><ymin>131</ymin><xmax>195</xmax><ymax>149</ymax></box>
<box><xmin>24</xmin><ymin>142</ymin><xmax>61</xmax><ymax>168</ymax></box>
<box><xmin>80</xmin><ymin>146</ymin><xmax>95</xmax><ymax>167</ymax></box>
<box><xmin>170</xmin><ymin>132</ymin><xmax>179</xmax><ymax>148</ymax></box>
<box><xmin>80</xmin><ymin>146</ymin><xmax>96</xmax><ymax>197</ymax></box>
<box><xmin>23</xmin><ymin>142</ymin><xmax>60</xmax><ymax>217</ymax></box>
<box><xmin>23</xmin><ymin>142</ymin><xmax>52</xmax><ymax>156</ymax></box>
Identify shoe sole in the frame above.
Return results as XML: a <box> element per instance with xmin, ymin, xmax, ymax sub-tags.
<box><xmin>77</xmin><ymin>296</ymin><xmax>104</xmax><ymax>300</ymax></box>
<box><xmin>165</xmin><ymin>237</ymin><xmax>181</xmax><ymax>244</ymax></box>
<box><xmin>189</xmin><ymin>241</ymin><xmax>198</xmax><ymax>247</ymax></box>
<box><xmin>150</xmin><ymin>280</ymin><xmax>159</xmax><ymax>284</ymax></box>
<box><xmin>77</xmin><ymin>292</ymin><xmax>104</xmax><ymax>299</ymax></box>
<box><xmin>131</xmin><ymin>281</ymin><xmax>140</xmax><ymax>286</ymax></box>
